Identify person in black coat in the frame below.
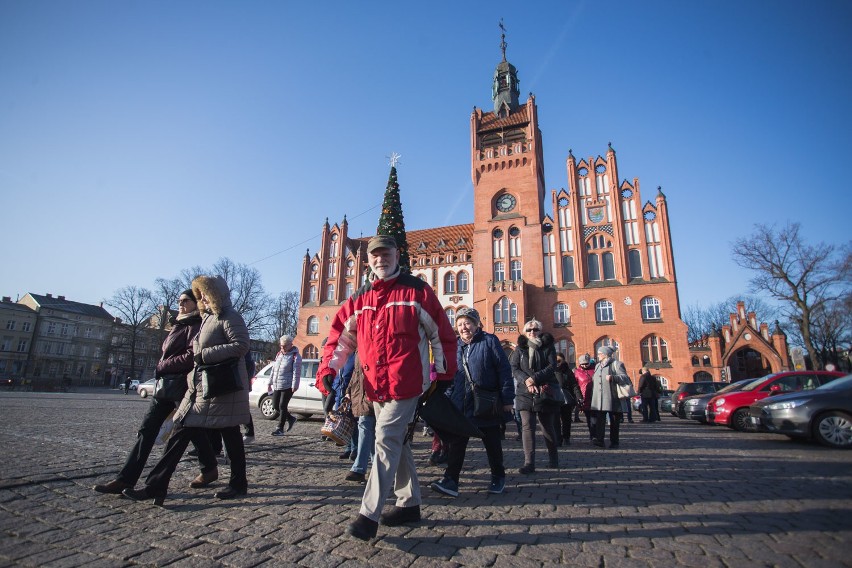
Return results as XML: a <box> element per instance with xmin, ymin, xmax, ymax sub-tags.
<box><xmin>555</xmin><ymin>353</ymin><xmax>582</xmax><ymax>445</ymax></box>
<box><xmin>430</xmin><ymin>308</ymin><xmax>514</xmax><ymax>497</ymax></box>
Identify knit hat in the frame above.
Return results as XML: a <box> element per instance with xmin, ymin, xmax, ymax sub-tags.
<box><xmin>180</xmin><ymin>289</ymin><xmax>196</xmax><ymax>302</ymax></box>
<box><xmin>456</xmin><ymin>307</ymin><xmax>481</xmax><ymax>327</ymax></box>
<box><xmin>597</xmin><ymin>345</ymin><xmax>614</xmax><ymax>357</ymax></box>
<box><xmin>577</xmin><ymin>353</ymin><xmax>591</xmax><ymax>365</ymax></box>
<box><xmin>367</xmin><ymin>235</ymin><xmax>398</xmax><ymax>253</ymax></box>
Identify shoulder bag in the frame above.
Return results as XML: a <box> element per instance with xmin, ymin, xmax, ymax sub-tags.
<box><xmin>462</xmin><ymin>347</ymin><xmax>500</xmax><ymax>418</ymax></box>
<box><xmin>198</xmin><ymin>358</ymin><xmax>243</xmax><ymax>400</ymax></box>
<box><xmin>154</xmin><ymin>373</ymin><xmax>188</xmax><ymax>402</ymax></box>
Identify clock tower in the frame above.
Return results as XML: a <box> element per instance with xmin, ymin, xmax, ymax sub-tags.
<box><xmin>470</xmin><ymin>25</ymin><xmax>546</xmax><ymax>341</ymax></box>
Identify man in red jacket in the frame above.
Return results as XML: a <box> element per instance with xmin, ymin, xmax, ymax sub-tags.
<box><xmin>318</xmin><ymin>234</ymin><xmax>457</xmax><ymax>540</ymax></box>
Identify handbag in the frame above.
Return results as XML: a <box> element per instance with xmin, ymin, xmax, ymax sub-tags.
<box><xmin>533</xmin><ymin>384</ymin><xmax>565</xmax><ymax>411</ymax></box>
<box><xmin>198</xmin><ymin>358</ymin><xmax>243</xmax><ymax>400</ymax></box>
<box><xmin>154</xmin><ymin>373</ymin><xmax>188</xmax><ymax>402</ymax></box>
<box><xmin>321</xmin><ymin>397</ymin><xmax>356</xmax><ymax>446</ymax></box>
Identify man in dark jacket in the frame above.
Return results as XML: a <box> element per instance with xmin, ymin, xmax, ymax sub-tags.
<box><xmin>319</xmin><ymin>235</ymin><xmax>458</xmax><ymax>541</ymax></box>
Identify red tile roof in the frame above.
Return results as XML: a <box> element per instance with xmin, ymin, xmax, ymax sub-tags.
<box><xmin>478</xmin><ymin>107</ymin><xmax>530</xmax><ymax>132</ymax></box>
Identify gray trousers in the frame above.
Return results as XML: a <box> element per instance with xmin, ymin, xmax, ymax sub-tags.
<box><xmin>359</xmin><ymin>396</ymin><xmax>420</xmax><ymax>521</ymax></box>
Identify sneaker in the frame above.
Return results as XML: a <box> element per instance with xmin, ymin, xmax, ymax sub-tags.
<box><xmin>430</xmin><ymin>477</ymin><xmax>459</xmax><ymax>497</ymax></box>
<box><xmin>518</xmin><ymin>464</ymin><xmax>535</xmax><ymax>475</ymax></box>
<box><xmin>487</xmin><ymin>477</ymin><xmax>505</xmax><ymax>494</ymax></box>
<box><xmin>271</xmin><ymin>429</ymin><xmax>285</xmax><ymax>437</ymax></box>
<box><xmin>286</xmin><ymin>415</ymin><xmax>297</xmax><ymax>431</ymax></box>
<box><xmin>242</xmin><ymin>435</ymin><xmax>255</xmax><ymax>445</ymax></box>
<box><xmin>345</xmin><ymin>471</ymin><xmax>366</xmax><ymax>483</ymax></box>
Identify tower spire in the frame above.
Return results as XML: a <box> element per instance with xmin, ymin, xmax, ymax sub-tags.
<box><xmin>492</xmin><ymin>19</ymin><xmax>520</xmax><ymax>116</ymax></box>
<box><xmin>499</xmin><ymin>18</ymin><xmax>507</xmax><ymax>62</ymax></box>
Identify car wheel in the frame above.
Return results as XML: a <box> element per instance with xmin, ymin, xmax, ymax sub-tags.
<box><xmin>730</xmin><ymin>408</ymin><xmax>751</xmax><ymax>432</ymax></box>
<box><xmin>138</xmin><ymin>388</ymin><xmax>148</xmax><ymax>398</ymax></box>
<box><xmin>814</xmin><ymin>411</ymin><xmax>852</xmax><ymax>449</ymax></box>
<box><xmin>259</xmin><ymin>394</ymin><xmax>280</xmax><ymax>420</ymax></box>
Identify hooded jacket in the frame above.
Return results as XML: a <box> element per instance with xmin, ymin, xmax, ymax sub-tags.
<box><xmin>320</xmin><ymin>270</ymin><xmax>457</xmax><ymax>402</ymax></box>
<box><xmin>449</xmin><ymin>328</ymin><xmax>514</xmax><ymax>427</ymax></box>
<box><xmin>269</xmin><ymin>345</ymin><xmax>301</xmax><ymax>391</ymax></box>
<box><xmin>510</xmin><ymin>332</ymin><xmax>558</xmax><ymax>412</ymax></box>
<box><xmin>174</xmin><ymin>275</ymin><xmax>251</xmax><ymax>428</ymax></box>
<box><xmin>156</xmin><ymin>312</ymin><xmax>202</xmax><ymax>377</ymax></box>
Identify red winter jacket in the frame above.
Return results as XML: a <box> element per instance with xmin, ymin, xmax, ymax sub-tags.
<box><xmin>319</xmin><ymin>271</ymin><xmax>457</xmax><ymax>402</ymax></box>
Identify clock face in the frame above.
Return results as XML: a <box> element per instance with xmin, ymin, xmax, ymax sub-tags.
<box><xmin>496</xmin><ymin>194</ymin><xmax>516</xmax><ymax>213</ymax></box>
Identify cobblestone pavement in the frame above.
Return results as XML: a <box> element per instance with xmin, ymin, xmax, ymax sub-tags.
<box><xmin>1</xmin><ymin>389</ymin><xmax>851</xmax><ymax>567</ymax></box>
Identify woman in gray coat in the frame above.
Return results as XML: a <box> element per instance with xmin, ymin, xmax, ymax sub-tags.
<box><xmin>589</xmin><ymin>345</ymin><xmax>629</xmax><ymax>449</ymax></box>
<box><xmin>123</xmin><ymin>275</ymin><xmax>251</xmax><ymax>505</ymax></box>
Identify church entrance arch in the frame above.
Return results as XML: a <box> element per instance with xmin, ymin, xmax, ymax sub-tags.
<box><xmin>692</xmin><ymin>371</ymin><xmax>713</xmax><ymax>382</ymax></box>
<box><xmin>727</xmin><ymin>347</ymin><xmax>771</xmax><ymax>381</ymax></box>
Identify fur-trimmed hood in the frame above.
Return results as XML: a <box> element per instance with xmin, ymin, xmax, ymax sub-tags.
<box><xmin>515</xmin><ymin>331</ymin><xmax>555</xmax><ymax>351</ymax></box>
<box><xmin>191</xmin><ymin>275</ymin><xmax>233</xmax><ymax>316</ymax></box>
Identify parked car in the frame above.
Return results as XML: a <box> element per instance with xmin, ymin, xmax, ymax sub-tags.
<box><xmin>248</xmin><ymin>359</ymin><xmax>323</xmax><ymax>420</ymax></box>
<box><xmin>671</xmin><ymin>382</ymin><xmax>728</xmax><ymax>418</ymax></box>
<box><xmin>682</xmin><ymin>379</ymin><xmax>759</xmax><ymax>423</ymax></box>
<box><xmin>748</xmin><ymin>374</ymin><xmax>852</xmax><ymax>448</ymax></box>
<box><xmin>137</xmin><ymin>379</ymin><xmax>157</xmax><ymax>398</ymax></box>
<box><xmin>632</xmin><ymin>390</ymin><xmax>674</xmax><ymax>413</ymax></box>
<box><xmin>706</xmin><ymin>370</ymin><xmax>844</xmax><ymax>431</ymax></box>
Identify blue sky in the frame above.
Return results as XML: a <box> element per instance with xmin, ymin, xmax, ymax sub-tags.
<box><xmin>1</xmin><ymin>0</ymin><xmax>850</xmax><ymax>313</ymax></box>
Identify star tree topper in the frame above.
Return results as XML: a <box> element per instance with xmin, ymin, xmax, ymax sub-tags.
<box><xmin>387</xmin><ymin>152</ymin><xmax>402</xmax><ymax>167</ymax></box>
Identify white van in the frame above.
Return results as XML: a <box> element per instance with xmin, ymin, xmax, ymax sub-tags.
<box><xmin>248</xmin><ymin>359</ymin><xmax>323</xmax><ymax>419</ymax></box>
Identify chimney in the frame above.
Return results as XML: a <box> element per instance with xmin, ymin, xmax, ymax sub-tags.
<box><xmin>46</xmin><ymin>293</ymin><xmax>53</xmax><ymax>298</ymax></box>
<box><xmin>2</xmin><ymin>296</ymin><xmax>10</xmax><ymax>303</ymax></box>
<box><xmin>58</xmin><ymin>295</ymin><xmax>66</xmax><ymax>301</ymax></box>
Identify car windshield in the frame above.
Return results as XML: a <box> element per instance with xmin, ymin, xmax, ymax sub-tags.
<box><xmin>815</xmin><ymin>375</ymin><xmax>852</xmax><ymax>391</ymax></box>
<box><xmin>716</xmin><ymin>379</ymin><xmax>758</xmax><ymax>394</ymax></box>
<box><xmin>742</xmin><ymin>374</ymin><xmax>780</xmax><ymax>391</ymax></box>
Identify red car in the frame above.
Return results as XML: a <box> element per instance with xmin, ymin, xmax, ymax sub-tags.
<box><xmin>705</xmin><ymin>370</ymin><xmax>844</xmax><ymax>431</ymax></box>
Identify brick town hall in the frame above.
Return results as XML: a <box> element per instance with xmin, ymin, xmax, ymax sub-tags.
<box><xmin>295</xmin><ymin>37</ymin><xmax>693</xmax><ymax>390</ymax></box>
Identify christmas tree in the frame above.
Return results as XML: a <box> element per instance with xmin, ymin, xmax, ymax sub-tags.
<box><xmin>375</xmin><ymin>157</ymin><xmax>411</xmax><ymax>274</ymax></box>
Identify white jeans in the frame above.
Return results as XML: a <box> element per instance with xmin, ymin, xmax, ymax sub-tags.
<box><xmin>359</xmin><ymin>396</ymin><xmax>420</xmax><ymax>521</ymax></box>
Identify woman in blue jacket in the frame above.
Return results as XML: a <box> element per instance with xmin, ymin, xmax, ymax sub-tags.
<box><xmin>430</xmin><ymin>307</ymin><xmax>514</xmax><ymax>497</ymax></box>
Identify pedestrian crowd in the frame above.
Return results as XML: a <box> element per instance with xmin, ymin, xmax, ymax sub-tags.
<box><xmin>92</xmin><ymin>237</ymin><xmax>665</xmax><ymax>541</ymax></box>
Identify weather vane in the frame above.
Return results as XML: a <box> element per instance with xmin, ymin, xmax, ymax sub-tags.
<box><xmin>387</xmin><ymin>152</ymin><xmax>402</xmax><ymax>167</ymax></box>
<box><xmin>499</xmin><ymin>18</ymin><xmax>507</xmax><ymax>61</ymax></box>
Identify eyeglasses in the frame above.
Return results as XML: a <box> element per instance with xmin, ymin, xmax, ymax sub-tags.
<box><xmin>525</xmin><ymin>328</ymin><xmax>541</xmax><ymax>333</ymax></box>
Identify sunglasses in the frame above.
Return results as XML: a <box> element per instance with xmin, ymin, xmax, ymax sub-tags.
<box><xmin>525</xmin><ymin>328</ymin><xmax>541</xmax><ymax>333</ymax></box>
<box><xmin>178</xmin><ymin>298</ymin><xmax>194</xmax><ymax>305</ymax></box>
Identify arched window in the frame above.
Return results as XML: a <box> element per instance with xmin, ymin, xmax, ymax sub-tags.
<box><xmin>691</xmin><ymin>355</ymin><xmax>700</xmax><ymax>366</ymax></box>
<box><xmin>602</xmin><ymin>252</ymin><xmax>615</xmax><ymax>280</ymax></box>
<box><xmin>330</xmin><ymin>233</ymin><xmax>338</xmax><ymax>256</ymax></box>
<box><xmin>594</xmin><ymin>337</ymin><xmax>620</xmax><ymax>359</ymax></box>
<box><xmin>562</xmin><ymin>256</ymin><xmax>575</xmax><ymax>284</ymax></box>
<box><xmin>554</xmin><ymin>303</ymin><xmax>570</xmax><ymax>325</ymax></box>
<box><xmin>628</xmin><ymin>250</ymin><xmax>642</xmax><ymax>278</ymax></box>
<box><xmin>457</xmin><ymin>271</ymin><xmax>469</xmax><ymax>293</ymax></box>
<box><xmin>641</xmin><ymin>335</ymin><xmax>669</xmax><ymax>363</ymax></box>
<box><xmin>307</xmin><ymin>316</ymin><xmax>318</xmax><ymax>335</ymax></box>
<box><xmin>595</xmin><ymin>300</ymin><xmax>614</xmax><ymax>323</ymax></box>
<box><xmin>310</xmin><ymin>264</ymin><xmax>318</xmax><ymax>280</ymax></box>
<box><xmin>641</xmin><ymin>297</ymin><xmax>661</xmax><ymax>320</ymax></box>
<box><xmin>493</xmin><ymin>261</ymin><xmax>505</xmax><ymax>282</ymax></box>
<box><xmin>554</xmin><ymin>339</ymin><xmax>576</xmax><ymax>366</ymax></box>
<box><xmin>508</xmin><ymin>226</ymin><xmax>521</xmax><ymax>256</ymax></box>
<box><xmin>444</xmin><ymin>272</ymin><xmax>456</xmax><ymax>294</ymax></box>
<box><xmin>446</xmin><ymin>308</ymin><xmax>456</xmax><ymax>327</ymax></box>
<box><xmin>493</xmin><ymin>297</ymin><xmax>517</xmax><ymax>324</ymax></box>
<box><xmin>588</xmin><ymin>254</ymin><xmax>601</xmax><ymax>281</ymax></box>
<box><xmin>309</xmin><ymin>286</ymin><xmax>317</xmax><ymax>303</ymax></box>
<box><xmin>510</xmin><ymin>260</ymin><xmax>522</xmax><ymax>281</ymax></box>
<box><xmin>346</xmin><ymin>259</ymin><xmax>355</xmax><ymax>277</ymax></box>
<box><xmin>345</xmin><ymin>282</ymin><xmax>354</xmax><ymax>299</ymax></box>
<box><xmin>326</xmin><ymin>284</ymin><xmax>335</xmax><ymax>302</ymax></box>
<box><xmin>303</xmin><ymin>345</ymin><xmax>319</xmax><ymax>359</ymax></box>
<box><xmin>328</xmin><ymin>261</ymin><xmax>336</xmax><ymax>278</ymax></box>
<box><xmin>492</xmin><ymin>228</ymin><xmax>505</xmax><ymax>259</ymax></box>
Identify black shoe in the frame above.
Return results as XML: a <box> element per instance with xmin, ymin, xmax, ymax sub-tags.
<box><xmin>338</xmin><ymin>450</ymin><xmax>351</xmax><ymax>460</ymax></box>
<box><xmin>518</xmin><ymin>464</ymin><xmax>535</xmax><ymax>475</ymax></box>
<box><xmin>380</xmin><ymin>505</ymin><xmax>421</xmax><ymax>526</ymax></box>
<box><xmin>215</xmin><ymin>486</ymin><xmax>247</xmax><ymax>500</ymax></box>
<box><xmin>350</xmin><ymin>453</ymin><xmax>357</xmax><ymax>462</ymax></box>
<box><xmin>286</xmin><ymin>415</ymin><xmax>297</xmax><ymax>432</ymax></box>
<box><xmin>345</xmin><ymin>471</ymin><xmax>366</xmax><ymax>483</ymax></box>
<box><xmin>121</xmin><ymin>487</ymin><xmax>165</xmax><ymax>507</ymax></box>
<box><xmin>93</xmin><ymin>479</ymin><xmax>130</xmax><ymax>494</ymax></box>
<box><xmin>348</xmin><ymin>514</ymin><xmax>378</xmax><ymax>540</ymax></box>
<box><xmin>187</xmin><ymin>448</ymin><xmax>199</xmax><ymax>457</ymax></box>
<box><xmin>592</xmin><ymin>440</ymin><xmax>604</xmax><ymax>448</ymax></box>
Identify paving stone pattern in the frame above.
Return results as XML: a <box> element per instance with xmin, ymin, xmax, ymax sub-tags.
<box><xmin>1</xmin><ymin>390</ymin><xmax>851</xmax><ymax>567</ymax></box>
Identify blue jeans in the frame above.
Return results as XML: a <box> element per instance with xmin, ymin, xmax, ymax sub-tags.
<box><xmin>351</xmin><ymin>415</ymin><xmax>375</xmax><ymax>474</ymax></box>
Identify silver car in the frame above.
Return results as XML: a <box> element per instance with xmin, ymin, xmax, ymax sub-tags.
<box><xmin>248</xmin><ymin>359</ymin><xmax>323</xmax><ymax>419</ymax></box>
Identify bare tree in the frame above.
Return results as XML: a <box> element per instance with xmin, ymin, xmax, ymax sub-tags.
<box><xmin>210</xmin><ymin>258</ymin><xmax>272</xmax><ymax>336</ymax></box>
<box><xmin>152</xmin><ymin>277</ymin><xmax>183</xmax><ymax>332</ymax></box>
<box><xmin>809</xmin><ymin>295</ymin><xmax>852</xmax><ymax>371</ymax></box>
<box><xmin>684</xmin><ymin>296</ymin><xmax>780</xmax><ymax>344</ymax></box>
<box><xmin>105</xmin><ymin>286</ymin><xmax>157</xmax><ymax>381</ymax></box>
<box><xmin>732</xmin><ymin>222</ymin><xmax>850</xmax><ymax>369</ymax></box>
<box><xmin>266</xmin><ymin>291</ymin><xmax>300</xmax><ymax>342</ymax></box>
